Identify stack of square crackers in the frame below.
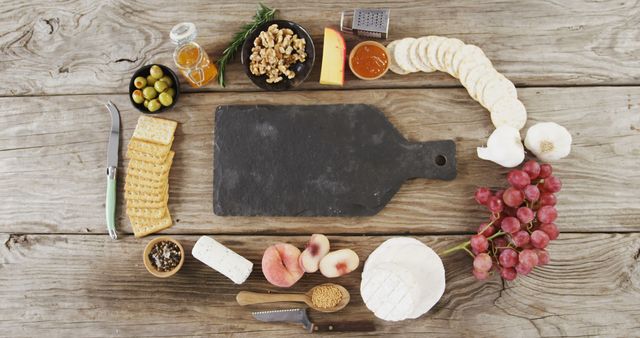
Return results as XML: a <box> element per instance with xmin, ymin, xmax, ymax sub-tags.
<box><xmin>124</xmin><ymin>116</ymin><xmax>178</xmax><ymax>238</ymax></box>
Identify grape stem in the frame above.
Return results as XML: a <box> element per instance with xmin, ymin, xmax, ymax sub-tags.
<box><xmin>439</xmin><ymin>231</ymin><xmax>506</xmax><ymax>257</ymax></box>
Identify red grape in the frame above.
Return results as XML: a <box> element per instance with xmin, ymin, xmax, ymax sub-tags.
<box><xmin>539</xmin><ymin>192</ymin><xmax>557</xmax><ymax>206</ymax></box>
<box><xmin>477</xmin><ymin>223</ymin><xmax>496</xmax><ymax>237</ymax></box>
<box><xmin>519</xmin><ymin>249</ymin><xmax>539</xmax><ymax>267</ymax></box>
<box><xmin>501</xmin><ymin>217</ymin><xmax>521</xmax><ymax>234</ymax></box>
<box><xmin>475</xmin><ymin>187</ymin><xmax>492</xmax><ymax>205</ymax></box>
<box><xmin>543</xmin><ymin>176</ymin><xmax>562</xmax><ymax>193</ymax></box>
<box><xmin>503</xmin><ymin>187</ymin><xmax>525</xmax><ymax>208</ymax></box>
<box><xmin>539</xmin><ymin>223</ymin><xmax>559</xmax><ymax>240</ymax></box>
<box><xmin>522</xmin><ymin>160</ymin><xmax>541</xmax><ymax>179</ymax></box>
<box><xmin>492</xmin><ymin>237</ymin><xmax>508</xmax><ymax>252</ymax></box>
<box><xmin>490</xmin><ymin>213</ymin><xmax>503</xmax><ymax>226</ymax></box>
<box><xmin>495</xmin><ymin>189</ymin><xmax>505</xmax><ymax>200</ymax></box>
<box><xmin>487</xmin><ymin>196</ymin><xmax>504</xmax><ymax>213</ymax></box>
<box><xmin>473</xmin><ymin>269</ymin><xmax>490</xmax><ymax>280</ymax></box>
<box><xmin>498</xmin><ymin>248</ymin><xmax>518</xmax><ymax>268</ymax></box>
<box><xmin>515</xmin><ymin>263</ymin><xmax>532</xmax><ymax>275</ymax></box>
<box><xmin>537</xmin><ymin>205</ymin><xmax>558</xmax><ymax>223</ymax></box>
<box><xmin>500</xmin><ymin>267</ymin><xmax>518</xmax><ymax>281</ymax></box>
<box><xmin>473</xmin><ymin>253</ymin><xmax>493</xmax><ymax>272</ymax></box>
<box><xmin>470</xmin><ymin>234</ymin><xmax>489</xmax><ymax>253</ymax></box>
<box><xmin>511</xmin><ymin>230</ymin><xmax>530</xmax><ymax>247</ymax></box>
<box><xmin>517</xmin><ymin>207</ymin><xmax>535</xmax><ymax>224</ymax></box>
<box><xmin>535</xmin><ymin>249</ymin><xmax>550</xmax><ymax>265</ymax></box>
<box><xmin>507</xmin><ymin>170</ymin><xmax>531</xmax><ymax>189</ymax></box>
<box><xmin>539</xmin><ymin>163</ymin><xmax>552</xmax><ymax>179</ymax></box>
<box><xmin>530</xmin><ymin>230</ymin><xmax>550</xmax><ymax>249</ymax></box>
<box><xmin>523</xmin><ymin>185</ymin><xmax>540</xmax><ymax>202</ymax></box>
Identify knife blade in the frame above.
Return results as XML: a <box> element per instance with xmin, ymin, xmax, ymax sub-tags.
<box><xmin>251</xmin><ymin>308</ymin><xmax>375</xmax><ymax>333</ymax></box>
<box><xmin>105</xmin><ymin>100</ymin><xmax>120</xmax><ymax>240</ymax></box>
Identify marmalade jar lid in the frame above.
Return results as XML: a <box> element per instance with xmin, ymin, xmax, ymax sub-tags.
<box><xmin>170</xmin><ymin>22</ymin><xmax>197</xmax><ymax>45</ymax></box>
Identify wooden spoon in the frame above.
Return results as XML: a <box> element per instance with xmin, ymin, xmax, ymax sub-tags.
<box><xmin>236</xmin><ymin>283</ymin><xmax>350</xmax><ymax>313</ymax></box>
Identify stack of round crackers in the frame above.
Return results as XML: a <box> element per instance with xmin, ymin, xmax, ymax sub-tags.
<box><xmin>125</xmin><ymin>116</ymin><xmax>177</xmax><ymax>238</ymax></box>
<box><xmin>387</xmin><ymin>36</ymin><xmax>527</xmax><ymax>131</ymax></box>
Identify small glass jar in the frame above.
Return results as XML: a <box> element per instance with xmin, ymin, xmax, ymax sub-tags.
<box><xmin>170</xmin><ymin>22</ymin><xmax>217</xmax><ymax>88</ymax></box>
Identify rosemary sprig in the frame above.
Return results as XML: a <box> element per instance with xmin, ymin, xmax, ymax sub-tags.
<box><xmin>216</xmin><ymin>3</ymin><xmax>277</xmax><ymax>87</ymax></box>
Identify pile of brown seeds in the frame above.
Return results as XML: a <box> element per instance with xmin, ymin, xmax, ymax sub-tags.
<box><xmin>149</xmin><ymin>241</ymin><xmax>181</xmax><ymax>272</ymax></box>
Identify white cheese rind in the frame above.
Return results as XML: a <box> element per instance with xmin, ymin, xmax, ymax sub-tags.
<box><xmin>192</xmin><ymin>236</ymin><xmax>253</xmax><ymax>284</ymax></box>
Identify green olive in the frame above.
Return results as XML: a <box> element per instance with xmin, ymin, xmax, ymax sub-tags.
<box><xmin>159</xmin><ymin>75</ymin><xmax>173</xmax><ymax>87</ymax></box>
<box><xmin>133</xmin><ymin>76</ymin><xmax>147</xmax><ymax>89</ymax></box>
<box><xmin>158</xmin><ymin>92</ymin><xmax>173</xmax><ymax>107</ymax></box>
<box><xmin>143</xmin><ymin>99</ymin><xmax>149</xmax><ymax>108</ymax></box>
<box><xmin>131</xmin><ymin>89</ymin><xmax>144</xmax><ymax>104</ymax></box>
<box><xmin>154</xmin><ymin>80</ymin><xmax>168</xmax><ymax>93</ymax></box>
<box><xmin>146</xmin><ymin>75</ymin><xmax>157</xmax><ymax>86</ymax></box>
<box><xmin>142</xmin><ymin>86</ymin><xmax>157</xmax><ymax>100</ymax></box>
<box><xmin>147</xmin><ymin>99</ymin><xmax>161</xmax><ymax>112</ymax></box>
<box><xmin>165</xmin><ymin>88</ymin><xmax>175</xmax><ymax>97</ymax></box>
<box><xmin>150</xmin><ymin>65</ymin><xmax>164</xmax><ymax>79</ymax></box>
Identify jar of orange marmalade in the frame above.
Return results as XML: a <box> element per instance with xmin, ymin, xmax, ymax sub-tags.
<box><xmin>170</xmin><ymin>23</ymin><xmax>217</xmax><ymax>88</ymax></box>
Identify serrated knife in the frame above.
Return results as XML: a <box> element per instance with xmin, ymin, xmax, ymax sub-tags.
<box><xmin>252</xmin><ymin>308</ymin><xmax>375</xmax><ymax>333</ymax></box>
<box><xmin>105</xmin><ymin>101</ymin><xmax>120</xmax><ymax>240</ymax></box>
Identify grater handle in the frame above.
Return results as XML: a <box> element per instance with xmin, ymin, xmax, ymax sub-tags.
<box><xmin>340</xmin><ymin>11</ymin><xmax>353</xmax><ymax>34</ymax></box>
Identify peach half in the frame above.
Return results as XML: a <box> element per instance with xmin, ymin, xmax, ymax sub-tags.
<box><xmin>262</xmin><ymin>243</ymin><xmax>305</xmax><ymax>287</ymax></box>
<box><xmin>319</xmin><ymin>249</ymin><xmax>360</xmax><ymax>278</ymax></box>
<box><xmin>298</xmin><ymin>234</ymin><xmax>331</xmax><ymax>273</ymax></box>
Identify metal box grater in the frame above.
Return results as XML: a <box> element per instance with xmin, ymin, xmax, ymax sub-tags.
<box><xmin>340</xmin><ymin>8</ymin><xmax>390</xmax><ymax>39</ymax></box>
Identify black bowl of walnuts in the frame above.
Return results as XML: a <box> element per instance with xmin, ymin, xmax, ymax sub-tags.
<box><xmin>129</xmin><ymin>64</ymin><xmax>180</xmax><ymax>114</ymax></box>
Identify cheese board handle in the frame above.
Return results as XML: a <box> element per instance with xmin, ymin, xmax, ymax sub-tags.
<box><xmin>236</xmin><ymin>291</ymin><xmax>308</xmax><ymax>306</ymax></box>
<box><xmin>401</xmin><ymin>139</ymin><xmax>457</xmax><ymax>181</ymax></box>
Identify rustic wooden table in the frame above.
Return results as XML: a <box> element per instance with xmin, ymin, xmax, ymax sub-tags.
<box><xmin>1</xmin><ymin>1</ymin><xmax>639</xmax><ymax>337</ymax></box>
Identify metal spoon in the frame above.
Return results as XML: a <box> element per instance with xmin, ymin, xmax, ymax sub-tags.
<box><xmin>236</xmin><ymin>283</ymin><xmax>350</xmax><ymax>313</ymax></box>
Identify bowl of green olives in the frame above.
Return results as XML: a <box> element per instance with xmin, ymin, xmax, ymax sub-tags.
<box><xmin>129</xmin><ymin>64</ymin><xmax>180</xmax><ymax>114</ymax></box>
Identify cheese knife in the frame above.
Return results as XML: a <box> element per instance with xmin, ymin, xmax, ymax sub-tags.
<box><xmin>105</xmin><ymin>100</ymin><xmax>120</xmax><ymax>240</ymax></box>
<box><xmin>251</xmin><ymin>308</ymin><xmax>375</xmax><ymax>333</ymax></box>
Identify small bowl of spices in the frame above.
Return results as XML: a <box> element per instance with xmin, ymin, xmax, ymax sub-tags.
<box><xmin>143</xmin><ymin>236</ymin><xmax>185</xmax><ymax>278</ymax></box>
<box><xmin>348</xmin><ymin>41</ymin><xmax>390</xmax><ymax>80</ymax></box>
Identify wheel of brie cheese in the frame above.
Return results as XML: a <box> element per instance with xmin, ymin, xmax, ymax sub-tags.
<box><xmin>361</xmin><ymin>237</ymin><xmax>446</xmax><ymax>321</ymax></box>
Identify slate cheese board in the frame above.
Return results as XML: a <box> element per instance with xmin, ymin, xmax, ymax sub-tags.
<box><xmin>213</xmin><ymin>104</ymin><xmax>456</xmax><ymax>216</ymax></box>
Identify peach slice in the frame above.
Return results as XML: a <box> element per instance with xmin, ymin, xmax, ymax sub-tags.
<box><xmin>299</xmin><ymin>234</ymin><xmax>331</xmax><ymax>273</ymax></box>
<box><xmin>262</xmin><ymin>243</ymin><xmax>304</xmax><ymax>287</ymax></box>
<box><xmin>319</xmin><ymin>249</ymin><xmax>360</xmax><ymax>278</ymax></box>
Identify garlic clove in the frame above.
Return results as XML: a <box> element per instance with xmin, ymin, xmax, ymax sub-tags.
<box><xmin>524</xmin><ymin>122</ymin><xmax>572</xmax><ymax>162</ymax></box>
<box><xmin>477</xmin><ymin>126</ymin><xmax>525</xmax><ymax>168</ymax></box>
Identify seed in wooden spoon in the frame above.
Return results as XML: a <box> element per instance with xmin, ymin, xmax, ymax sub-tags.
<box><xmin>311</xmin><ymin>284</ymin><xmax>342</xmax><ymax>309</ymax></box>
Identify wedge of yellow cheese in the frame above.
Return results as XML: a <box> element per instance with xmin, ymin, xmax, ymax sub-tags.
<box><xmin>320</xmin><ymin>27</ymin><xmax>346</xmax><ymax>86</ymax></box>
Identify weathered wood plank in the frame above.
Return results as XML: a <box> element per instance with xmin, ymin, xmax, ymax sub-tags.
<box><xmin>1</xmin><ymin>0</ymin><xmax>640</xmax><ymax>96</ymax></box>
<box><xmin>0</xmin><ymin>233</ymin><xmax>638</xmax><ymax>336</ymax></box>
<box><xmin>1</xmin><ymin>87</ymin><xmax>638</xmax><ymax>235</ymax></box>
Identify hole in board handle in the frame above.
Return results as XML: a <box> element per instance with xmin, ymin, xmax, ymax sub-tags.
<box><xmin>435</xmin><ymin>155</ymin><xmax>447</xmax><ymax>166</ymax></box>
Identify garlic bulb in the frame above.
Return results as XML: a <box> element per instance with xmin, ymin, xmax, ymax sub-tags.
<box><xmin>524</xmin><ymin>122</ymin><xmax>572</xmax><ymax>162</ymax></box>
<box><xmin>477</xmin><ymin>126</ymin><xmax>525</xmax><ymax>168</ymax></box>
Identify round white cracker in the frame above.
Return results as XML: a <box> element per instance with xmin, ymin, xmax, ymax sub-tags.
<box><xmin>490</xmin><ymin>97</ymin><xmax>527</xmax><ymax>130</ymax></box>
<box><xmin>387</xmin><ymin>40</ymin><xmax>409</xmax><ymax>75</ymax></box>
<box><xmin>394</xmin><ymin>37</ymin><xmax>419</xmax><ymax>73</ymax></box>
<box><xmin>473</xmin><ymin>67</ymin><xmax>500</xmax><ymax>101</ymax></box>
<box><xmin>410</xmin><ymin>37</ymin><xmax>436</xmax><ymax>72</ymax></box>
<box><xmin>461</xmin><ymin>64</ymin><xmax>494</xmax><ymax>100</ymax></box>
<box><xmin>441</xmin><ymin>38</ymin><xmax>465</xmax><ymax>75</ymax></box>
<box><xmin>425</xmin><ymin>36</ymin><xmax>446</xmax><ymax>72</ymax></box>
<box><xmin>451</xmin><ymin>44</ymin><xmax>485</xmax><ymax>78</ymax></box>
<box><xmin>479</xmin><ymin>73</ymin><xmax>518</xmax><ymax>109</ymax></box>
<box><xmin>417</xmin><ymin>36</ymin><xmax>438</xmax><ymax>73</ymax></box>
<box><xmin>435</xmin><ymin>38</ymin><xmax>463</xmax><ymax>72</ymax></box>
<box><xmin>457</xmin><ymin>54</ymin><xmax>492</xmax><ymax>85</ymax></box>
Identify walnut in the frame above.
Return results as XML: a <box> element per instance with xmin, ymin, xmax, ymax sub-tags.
<box><xmin>248</xmin><ymin>24</ymin><xmax>307</xmax><ymax>84</ymax></box>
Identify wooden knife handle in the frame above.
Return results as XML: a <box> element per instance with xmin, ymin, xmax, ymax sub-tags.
<box><xmin>236</xmin><ymin>291</ymin><xmax>308</xmax><ymax>306</ymax></box>
<box><xmin>312</xmin><ymin>320</ymin><xmax>376</xmax><ymax>333</ymax></box>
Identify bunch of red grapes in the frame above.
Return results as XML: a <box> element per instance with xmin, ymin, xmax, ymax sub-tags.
<box><xmin>466</xmin><ymin>160</ymin><xmax>561</xmax><ymax>281</ymax></box>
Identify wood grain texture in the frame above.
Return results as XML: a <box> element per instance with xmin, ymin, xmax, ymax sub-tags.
<box><xmin>1</xmin><ymin>87</ymin><xmax>638</xmax><ymax>235</ymax></box>
<box><xmin>1</xmin><ymin>0</ymin><xmax>640</xmax><ymax>96</ymax></box>
<box><xmin>0</xmin><ymin>233</ymin><xmax>638</xmax><ymax>337</ymax></box>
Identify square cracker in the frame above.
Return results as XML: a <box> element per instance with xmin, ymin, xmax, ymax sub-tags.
<box><xmin>126</xmin><ymin>193</ymin><xmax>168</xmax><ymax>209</ymax></box>
<box><xmin>130</xmin><ymin>207</ymin><xmax>173</xmax><ymax>238</ymax></box>
<box><xmin>124</xmin><ymin>182</ymin><xmax>168</xmax><ymax>201</ymax></box>
<box><xmin>128</xmin><ymin>138</ymin><xmax>173</xmax><ymax>157</ymax></box>
<box><xmin>132</xmin><ymin>116</ymin><xmax>177</xmax><ymax>146</ymax></box>
<box><xmin>126</xmin><ymin>148</ymin><xmax>170</xmax><ymax>164</ymax></box>
<box><xmin>125</xmin><ymin>171</ymin><xmax>168</xmax><ymax>188</ymax></box>
<box><xmin>127</xmin><ymin>151</ymin><xmax>174</xmax><ymax>179</ymax></box>
<box><xmin>126</xmin><ymin>205</ymin><xmax>166</xmax><ymax>219</ymax></box>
